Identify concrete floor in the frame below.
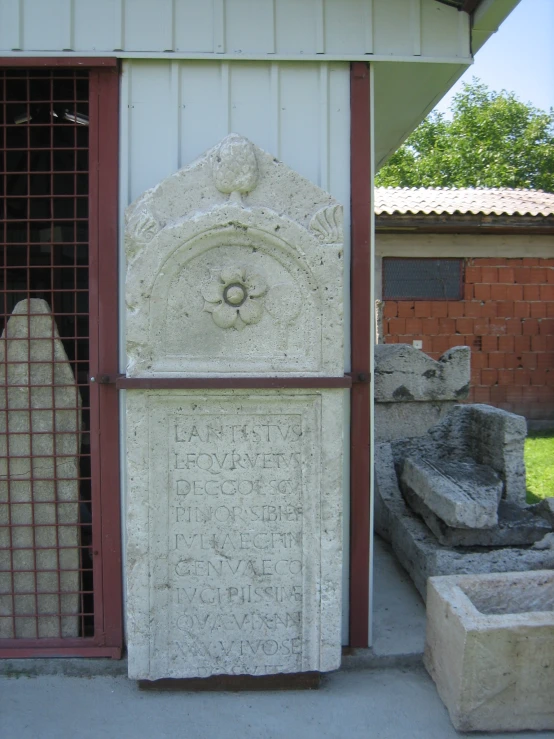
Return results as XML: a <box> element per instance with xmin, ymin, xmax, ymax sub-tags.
<box><xmin>2</xmin><ymin>667</ymin><xmax>554</xmax><ymax>739</ymax></box>
<box><xmin>1</xmin><ymin>536</ymin><xmax>551</xmax><ymax>738</ymax></box>
<box><xmin>371</xmin><ymin>534</ymin><xmax>426</xmax><ymax>658</ymax></box>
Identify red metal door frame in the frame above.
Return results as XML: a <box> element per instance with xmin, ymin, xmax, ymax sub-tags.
<box><xmin>349</xmin><ymin>61</ymin><xmax>372</xmax><ymax>648</ymax></box>
<box><xmin>88</xmin><ymin>63</ymin><xmax>123</xmax><ymax>658</ymax></box>
<box><xmin>0</xmin><ymin>58</ymin><xmax>122</xmax><ymax>658</ymax></box>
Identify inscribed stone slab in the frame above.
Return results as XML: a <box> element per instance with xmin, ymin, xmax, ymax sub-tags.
<box><xmin>125</xmin><ymin>134</ymin><xmax>345</xmax><ymax>681</ymax></box>
<box><xmin>0</xmin><ymin>299</ymin><xmax>81</xmax><ymax>639</ymax></box>
<box><xmin>126</xmin><ymin>390</ymin><xmax>343</xmax><ymax>680</ymax></box>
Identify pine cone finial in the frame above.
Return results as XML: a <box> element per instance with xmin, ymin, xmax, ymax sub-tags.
<box><xmin>212</xmin><ymin>134</ymin><xmax>258</xmax><ymax>198</ymax></box>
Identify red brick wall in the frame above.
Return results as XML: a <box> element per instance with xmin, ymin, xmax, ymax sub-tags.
<box><xmin>382</xmin><ymin>257</ymin><xmax>554</xmax><ymax>420</ymax></box>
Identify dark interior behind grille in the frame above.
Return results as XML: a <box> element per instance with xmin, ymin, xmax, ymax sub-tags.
<box><xmin>0</xmin><ymin>69</ymin><xmax>94</xmax><ymax>639</ymax></box>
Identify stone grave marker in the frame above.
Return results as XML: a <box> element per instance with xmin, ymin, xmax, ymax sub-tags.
<box><xmin>0</xmin><ymin>299</ymin><xmax>81</xmax><ymax>639</ymax></box>
<box><xmin>125</xmin><ymin>135</ymin><xmax>345</xmax><ymax>681</ymax></box>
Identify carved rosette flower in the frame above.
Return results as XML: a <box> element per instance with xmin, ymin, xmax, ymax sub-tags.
<box><xmin>212</xmin><ymin>134</ymin><xmax>258</xmax><ymax>200</ymax></box>
<box><xmin>203</xmin><ymin>267</ymin><xmax>267</xmax><ymax>330</ymax></box>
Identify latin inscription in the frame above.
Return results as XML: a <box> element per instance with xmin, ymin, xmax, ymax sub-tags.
<box><xmin>167</xmin><ymin>413</ymin><xmax>306</xmax><ymax>674</ymax></box>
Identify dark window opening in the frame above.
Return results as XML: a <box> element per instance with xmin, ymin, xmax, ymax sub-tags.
<box><xmin>383</xmin><ymin>257</ymin><xmax>463</xmax><ymax>300</ymax></box>
<box><xmin>0</xmin><ymin>69</ymin><xmax>94</xmax><ymax>639</ymax></box>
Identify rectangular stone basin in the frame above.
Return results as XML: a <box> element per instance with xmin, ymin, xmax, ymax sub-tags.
<box><xmin>424</xmin><ymin>570</ymin><xmax>554</xmax><ymax>733</ymax></box>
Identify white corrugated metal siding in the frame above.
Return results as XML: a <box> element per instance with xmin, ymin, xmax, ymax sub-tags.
<box><xmin>0</xmin><ymin>0</ymin><xmax>470</xmax><ymax>61</ymax></box>
<box><xmin>118</xmin><ymin>59</ymin><xmax>353</xmax><ymax>643</ymax></box>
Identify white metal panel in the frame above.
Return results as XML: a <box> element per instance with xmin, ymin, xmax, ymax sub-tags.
<box><xmin>119</xmin><ymin>58</ymin><xmax>352</xmax><ymax>642</ymax></box>
<box><xmin>0</xmin><ymin>0</ymin><xmax>473</xmax><ymax>61</ymax></box>
<box><xmin>278</xmin><ymin>64</ymin><xmax>322</xmax><ymax>185</ymax></box>
<box><xmin>174</xmin><ymin>0</ymin><xmax>215</xmax><ymax>53</ymax></box>
<box><xmin>225</xmin><ymin>0</ymin><xmax>275</xmax><ymax>54</ymax></box>
<box><xmin>228</xmin><ymin>63</ymin><xmax>274</xmax><ymax>148</ymax></box>
<box><xmin>324</xmin><ymin>0</ymin><xmax>372</xmax><ymax>55</ymax></box>
<box><xmin>126</xmin><ymin>62</ymin><xmax>176</xmax><ymax>200</ymax></box>
<box><xmin>373</xmin><ymin>0</ymin><xmax>415</xmax><ymax>56</ymax></box>
<box><xmin>274</xmin><ymin>0</ymin><xmax>318</xmax><ymax>55</ymax></box>
<box><xmin>179</xmin><ymin>62</ymin><xmax>229</xmax><ymax>166</ymax></box>
<box><xmin>73</xmin><ymin>0</ymin><xmax>121</xmax><ymax>51</ymax></box>
<box><xmin>421</xmin><ymin>0</ymin><xmax>469</xmax><ymax>58</ymax></box>
<box><xmin>0</xmin><ymin>0</ymin><xmax>21</xmax><ymax>50</ymax></box>
<box><xmin>22</xmin><ymin>0</ymin><xmax>71</xmax><ymax>51</ymax></box>
<box><xmin>123</xmin><ymin>0</ymin><xmax>173</xmax><ymax>52</ymax></box>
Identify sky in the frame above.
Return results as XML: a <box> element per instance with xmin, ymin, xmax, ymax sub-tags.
<box><xmin>435</xmin><ymin>0</ymin><xmax>554</xmax><ymax>115</ymax></box>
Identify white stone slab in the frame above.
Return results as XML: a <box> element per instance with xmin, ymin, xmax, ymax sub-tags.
<box><xmin>125</xmin><ymin>134</ymin><xmax>343</xmax><ymax>378</ymax></box>
<box><xmin>0</xmin><ymin>299</ymin><xmax>81</xmax><ymax>639</ymax></box>
<box><xmin>126</xmin><ymin>390</ymin><xmax>343</xmax><ymax>680</ymax></box>
<box><xmin>425</xmin><ymin>571</ymin><xmax>554</xmax><ymax>732</ymax></box>
<box><xmin>125</xmin><ymin>134</ymin><xmax>345</xmax><ymax>680</ymax></box>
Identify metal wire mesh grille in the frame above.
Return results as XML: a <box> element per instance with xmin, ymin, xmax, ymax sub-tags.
<box><xmin>383</xmin><ymin>257</ymin><xmax>463</xmax><ymax>301</ymax></box>
<box><xmin>0</xmin><ymin>69</ymin><xmax>93</xmax><ymax>640</ymax></box>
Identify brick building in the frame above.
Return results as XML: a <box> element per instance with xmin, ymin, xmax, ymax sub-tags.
<box><xmin>376</xmin><ymin>187</ymin><xmax>554</xmax><ymax>421</ymax></box>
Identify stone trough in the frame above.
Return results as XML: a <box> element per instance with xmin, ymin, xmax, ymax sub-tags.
<box><xmin>424</xmin><ymin>570</ymin><xmax>554</xmax><ymax>732</ymax></box>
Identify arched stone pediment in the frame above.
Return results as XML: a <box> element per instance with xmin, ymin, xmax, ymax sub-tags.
<box><xmin>125</xmin><ymin>134</ymin><xmax>344</xmax><ymax>377</ymax></box>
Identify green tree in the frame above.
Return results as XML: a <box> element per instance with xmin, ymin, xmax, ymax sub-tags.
<box><xmin>375</xmin><ymin>80</ymin><xmax>554</xmax><ymax>192</ymax></box>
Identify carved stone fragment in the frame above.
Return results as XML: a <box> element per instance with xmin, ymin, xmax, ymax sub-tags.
<box><xmin>125</xmin><ymin>134</ymin><xmax>344</xmax><ymax>681</ymax></box>
<box><xmin>0</xmin><ymin>299</ymin><xmax>81</xmax><ymax>639</ymax></box>
<box><xmin>401</xmin><ymin>457</ymin><xmax>502</xmax><ymax>530</ymax></box>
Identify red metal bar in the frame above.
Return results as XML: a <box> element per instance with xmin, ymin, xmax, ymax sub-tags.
<box><xmin>117</xmin><ymin>376</ymin><xmax>354</xmax><ymax>390</ymax></box>
<box><xmin>89</xmin><ymin>66</ymin><xmax>123</xmax><ymax>652</ymax></box>
<box><xmin>0</xmin><ymin>58</ymin><xmax>118</xmax><ymax>68</ymax></box>
<box><xmin>0</xmin><ymin>646</ymin><xmax>122</xmax><ymax>658</ymax></box>
<box><xmin>88</xmin><ymin>68</ymin><xmax>104</xmax><ymax>642</ymax></box>
<box><xmin>349</xmin><ymin>61</ymin><xmax>372</xmax><ymax>648</ymax></box>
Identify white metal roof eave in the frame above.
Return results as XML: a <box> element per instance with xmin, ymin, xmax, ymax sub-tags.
<box><xmin>472</xmin><ymin>0</ymin><xmax>522</xmax><ymax>53</ymax></box>
<box><xmin>0</xmin><ymin>51</ymin><xmax>473</xmax><ymax>64</ymax></box>
<box><xmin>373</xmin><ymin>0</ymin><xmax>522</xmax><ymax>169</ymax></box>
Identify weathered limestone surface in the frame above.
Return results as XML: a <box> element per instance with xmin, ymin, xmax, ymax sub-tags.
<box><xmin>374</xmin><ymin>400</ymin><xmax>457</xmax><ymax>442</ymax></box>
<box><xmin>125</xmin><ymin>133</ymin><xmax>343</xmax><ymax>379</ymax></box>
<box><xmin>530</xmin><ymin>497</ymin><xmax>554</xmax><ymax>527</ymax></box>
<box><xmin>127</xmin><ymin>390</ymin><xmax>343</xmax><ymax>680</ymax></box>
<box><xmin>374</xmin><ymin>345</ymin><xmax>470</xmax><ymax>403</ymax></box>
<box><xmin>374</xmin><ymin>442</ymin><xmax>554</xmax><ymax>600</ymax></box>
<box><xmin>428</xmin><ymin>404</ymin><xmax>527</xmax><ymax>502</ymax></box>
<box><xmin>0</xmin><ymin>299</ymin><xmax>81</xmax><ymax>639</ymax></box>
<box><xmin>401</xmin><ymin>457</ymin><xmax>502</xmax><ymax>530</ymax></box>
<box><xmin>374</xmin><ymin>345</ymin><xmax>470</xmax><ymax>442</ymax></box>
<box><xmin>403</xmin><ymin>493</ymin><xmax>551</xmax><ymax>548</ymax></box>
<box><xmin>125</xmin><ymin>135</ymin><xmax>344</xmax><ymax>680</ymax></box>
<box><xmin>424</xmin><ymin>571</ymin><xmax>554</xmax><ymax>732</ymax></box>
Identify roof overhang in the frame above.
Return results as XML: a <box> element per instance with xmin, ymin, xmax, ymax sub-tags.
<box><xmin>434</xmin><ymin>1</ymin><xmax>480</xmax><ymax>12</ymax></box>
<box><xmin>375</xmin><ymin>213</ymin><xmax>554</xmax><ymax>236</ymax></box>
<box><xmin>374</xmin><ymin>0</ymin><xmax>522</xmax><ymax>169</ymax></box>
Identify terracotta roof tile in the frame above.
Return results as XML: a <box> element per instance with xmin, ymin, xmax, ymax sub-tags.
<box><xmin>374</xmin><ymin>187</ymin><xmax>554</xmax><ymax>217</ymax></box>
